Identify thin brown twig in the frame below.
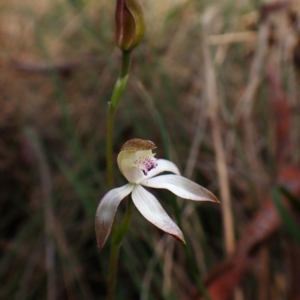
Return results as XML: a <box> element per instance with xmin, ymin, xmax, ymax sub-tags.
<box><xmin>53</xmin><ymin>216</ymin><xmax>96</xmax><ymax>300</ymax></box>
<box><xmin>208</xmin><ymin>31</ymin><xmax>257</xmax><ymax>45</ymax></box>
<box><xmin>234</xmin><ymin>0</ymin><xmax>288</xmax><ymax>118</ymax></box>
<box><xmin>10</xmin><ymin>57</ymin><xmax>106</xmax><ymax>75</ymax></box>
<box><xmin>234</xmin><ymin>21</ymin><xmax>269</xmax><ymax>118</ymax></box>
<box><xmin>184</xmin><ymin>100</ymin><xmax>208</xmax><ymax>179</ymax></box>
<box><xmin>140</xmin><ymin>235</ymin><xmax>173</xmax><ymax>300</ymax></box>
<box><xmin>202</xmin><ymin>9</ymin><xmax>235</xmax><ymax>255</ymax></box>
<box><xmin>234</xmin><ymin>19</ymin><xmax>270</xmax><ymax>202</ymax></box>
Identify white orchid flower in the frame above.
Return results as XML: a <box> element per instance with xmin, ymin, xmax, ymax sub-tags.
<box><xmin>95</xmin><ymin>138</ymin><xmax>219</xmax><ymax>249</ymax></box>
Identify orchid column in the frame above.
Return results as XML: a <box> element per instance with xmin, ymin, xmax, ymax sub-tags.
<box><xmin>104</xmin><ymin>1</ymin><xmax>145</xmax><ymax>299</ymax></box>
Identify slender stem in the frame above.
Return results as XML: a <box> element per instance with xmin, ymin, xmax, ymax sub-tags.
<box><xmin>107</xmin><ymin>199</ymin><xmax>133</xmax><ymax>300</ymax></box>
<box><xmin>106</xmin><ymin>51</ymin><xmax>131</xmax><ymax>189</ymax></box>
<box><xmin>106</xmin><ymin>50</ymin><xmax>132</xmax><ymax>300</ymax></box>
<box><xmin>113</xmin><ymin>198</ymin><xmax>134</xmax><ymax>245</ymax></box>
<box><xmin>120</xmin><ymin>51</ymin><xmax>131</xmax><ymax>79</ymax></box>
<box><xmin>111</xmin><ymin>51</ymin><xmax>131</xmax><ymax>109</ymax></box>
<box><xmin>106</xmin><ymin>104</ymin><xmax>116</xmax><ymax>189</ymax></box>
<box><xmin>107</xmin><ymin>236</ymin><xmax>120</xmax><ymax>300</ymax></box>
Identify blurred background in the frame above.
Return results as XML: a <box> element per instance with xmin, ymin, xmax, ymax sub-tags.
<box><xmin>1</xmin><ymin>0</ymin><xmax>300</xmax><ymax>299</ymax></box>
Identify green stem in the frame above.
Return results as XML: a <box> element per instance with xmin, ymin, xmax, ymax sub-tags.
<box><xmin>106</xmin><ymin>51</ymin><xmax>131</xmax><ymax>189</ymax></box>
<box><xmin>113</xmin><ymin>198</ymin><xmax>134</xmax><ymax>245</ymax></box>
<box><xmin>107</xmin><ymin>232</ymin><xmax>120</xmax><ymax>300</ymax></box>
<box><xmin>107</xmin><ymin>199</ymin><xmax>133</xmax><ymax>300</ymax></box>
<box><xmin>106</xmin><ymin>104</ymin><xmax>116</xmax><ymax>189</ymax></box>
<box><xmin>106</xmin><ymin>50</ymin><xmax>132</xmax><ymax>300</ymax></box>
<box><xmin>111</xmin><ymin>51</ymin><xmax>131</xmax><ymax>109</ymax></box>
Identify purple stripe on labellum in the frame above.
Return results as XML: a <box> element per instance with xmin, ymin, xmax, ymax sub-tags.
<box><xmin>134</xmin><ymin>156</ymin><xmax>157</xmax><ymax>175</ymax></box>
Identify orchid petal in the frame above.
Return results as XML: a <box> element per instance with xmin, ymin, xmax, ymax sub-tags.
<box><xmin>95</xmin><ymin>184</ymin><xmax>134</xmax><ymax>250</ymax></box>
<box><xmin>143</xmin><ymin>159</ymin><xmax>181</xmax><ymax>180</ymax></box>
<box><xmin>141</xmin><ymin>175</ymin><xmax>219</xmax><ymax>203</ymax></box>
<box><xmin>131</xmin><ymin>185</ymin><xmax>185</xmax><ymax>243</ymax></box>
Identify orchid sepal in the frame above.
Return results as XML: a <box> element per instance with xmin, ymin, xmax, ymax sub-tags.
<box><xmin>132</xmin><ymin>185</ymin><xmax>186</xmax><ymax>244</ymax></box>
<box><xmin>95</xmin><ymin>184</ymin><xmax>134</xmax><ymax>250</ymax></box>
<box><xmin>141</xmin><ymin>174</ymin><xmax>220</xmax><ymax>203</ymax></box>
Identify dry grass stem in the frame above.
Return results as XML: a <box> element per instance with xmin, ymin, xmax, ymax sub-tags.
<box><xmin>25</xmin><ymin>128</ymin><xmax>56</xmax><ymax>300</ymax></box>
<box><xmin>234</xmin><ymin>20</ymin><xmax>270</xmax><ymax>198</ymax></box>
<box><xmin>140</xmin><ymin>235</ymin><xmax>173</xmax><ymax>300</ymax></box>
<box><xmin>163</xmin><ymin>237</ymin><xmax>175</xmax><ymax>298</ymax></box>
<box><xmin>183</xmin><ymin>218</ymin><xmax>207</xmax><ymax>275</ymax></box>
<box><xmin>202</xmin><ymin>9</ymin><xmax>235</xmax><ymax>255</ymax></box>
<box><xmin>53</xmin><ymin>219</ymin><xmax>95</xmax><ymax>300</ymax></box>
<box><xmin>184</xmin><ymin>101</ymin><xmax>208</xmax><ymax>179</ymax></box>
<box><xmin>234</xmin><ymin>22</ymin><xmax>269</xmax><ymax>118</ymax></box>
<box><xmin>208</xmin><ymin>31</ymin><xmax>257</xmax><ymax>45</ymax></box>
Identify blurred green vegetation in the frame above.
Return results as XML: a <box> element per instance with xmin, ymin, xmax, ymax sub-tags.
<box><xmin>1</xmin><ymin>0</ymin><xmax>300</xmax><ymax>299</ymax></box>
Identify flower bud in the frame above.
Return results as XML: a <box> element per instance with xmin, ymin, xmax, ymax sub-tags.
<box><xmin>115</xmin><ymin>0</ymin><xmax>145</xmax><ymax>51</ymax></box>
